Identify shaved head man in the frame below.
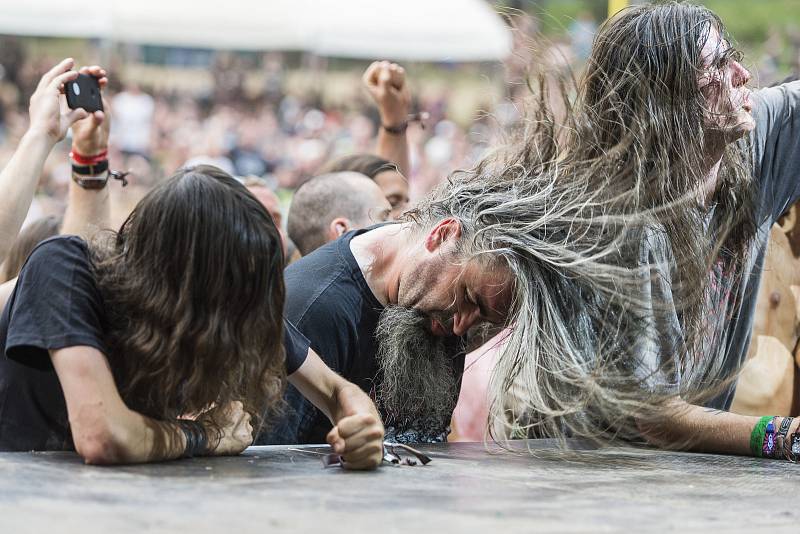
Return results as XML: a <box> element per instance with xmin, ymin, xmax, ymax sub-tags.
<box><xmin>287</xmin><ymin>172</ymin><xmax>392</xmax><ymax>256</ymax></box>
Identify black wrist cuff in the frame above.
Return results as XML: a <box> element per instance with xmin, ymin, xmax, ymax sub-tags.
<box><xmin>179</xmin><ymin>420</ymin><xmax>209</xmax><ymax>458</ymax></box>
<box><xmin>72</xmin><ymin>159</ymin><xmax>109</xmax><ymax>176</ymax></box>
<box><xmin>381</xmin><ymin>122</ymin><xmax>408</xmax><ymax>135</ymax></box>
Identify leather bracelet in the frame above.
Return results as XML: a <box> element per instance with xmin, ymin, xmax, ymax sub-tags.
<box><xmin>178</xmin><ymin>420</ymin><xmax>208</xmax><ymax>458</ymax></box>
<box><xmin>72</xmin><ymin>159</ymin><xmax>109</xmax><ymax>176</ymax></box>
<box><xmin>381</xmin><ymin>121</ymin><xmax>408</xmax><ymax>135</ymax></box>
<box><xmin>71</xmin><ymin>172</ymin><xmax>109</xmax><ymax>190</ymax></box>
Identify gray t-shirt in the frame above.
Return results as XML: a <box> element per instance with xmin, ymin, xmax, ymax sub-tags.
<box><xmin>637</xmin><ymin>80</ymin><xmax>800</xmax><ymax>410</ymax></box>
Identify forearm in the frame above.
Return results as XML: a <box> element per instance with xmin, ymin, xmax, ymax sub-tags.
<box><xmin>328</xmin><ymin>379</ymin><xmax>380</xmax><ymax>424</ymax></box>
<box><xmin>70</xmin><ymin>409</ymin><xmax>186</xmax><ymax>465</ymax></box>
<box><xmin>287</xmin><ymin>350</ymin><xmax>340</xmax><ymax>422</ymax></box>
<box><xmin>0</xmin><ymin>277</ymin><xmax>15</xmax><ymax>308</ymax></box>
<box><xmin>376</xmin><ymin>128</ymin><xmax>410</xmax><ymax>177</ymax></box>
<box><xmin>642</xmin><ymin>398</ymin><xmax>798</xmax><ymax>457</ymax></box>
<box><xmin>60</xmin><ymin>180</ymin><xmax>111</xmax><ymax>238</ymax></box>
<box><xmin>0</xmin><ymin>131</ymin><xmax>55</xmax><ymax>262</ymax></box>
<box><xmin>288</xmin><ymin>349</ymin><xmax>379</xmax><ymax>425</ymax></box>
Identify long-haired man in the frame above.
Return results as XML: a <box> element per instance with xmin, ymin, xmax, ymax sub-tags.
<box><xmin>0</xmin><ymin>60</ymin><xmax>383</xmax><ymax>468</ymax></box>
<box><xmin>495</xmin><ymin>2</ymin><xmax>800</xmax><ymax>458</ymax></box>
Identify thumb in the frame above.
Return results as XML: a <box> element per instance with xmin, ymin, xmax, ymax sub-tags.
<box><xmin>65</xmin><ymin>108</ymin><xmax>89</xmax><ymax>125</ymax></box>
<box><xmin>326</xmin><ymin>426</ymin><xmax>345</xmax><ymax>453</ymax></box>
<box><xmin>92</xmin><ymin>110</ymin><xmax>105</xmax><ymax>126</ymax></box>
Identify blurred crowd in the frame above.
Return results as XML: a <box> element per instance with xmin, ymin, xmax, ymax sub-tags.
<box><xmin>0</xmin><ymin>46</ymin><xmax>506</xmax><ymax>231</ymax></box>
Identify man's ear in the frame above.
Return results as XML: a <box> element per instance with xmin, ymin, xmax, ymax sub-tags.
<box><xmin>327</xmin><ymin>217</ymin><xmax>351</xmax><ymax>242</ymax></box>
<box><xmin>424</xmin><ymin>217</ymin><xmax>462</xmax><ymax>252</ymax></box>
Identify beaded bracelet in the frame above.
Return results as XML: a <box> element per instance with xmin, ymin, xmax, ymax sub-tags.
<box><xmin>762</xmin><ymin>417</ymin><xmax>777</xmax><ymax>458</ymax></box>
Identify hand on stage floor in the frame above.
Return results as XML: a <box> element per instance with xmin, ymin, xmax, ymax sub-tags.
<box><xmin>200</xmin><ymin>400</ymin><xmax>254</xmax><ymax>456</ymax></box>
<box><xmin>327</xmin><ymin>384</ymin><xmax>385</xmax><ymax>470</ymax></box>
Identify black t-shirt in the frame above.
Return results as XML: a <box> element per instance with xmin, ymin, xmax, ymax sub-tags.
<box><xmin>0</xmin><ymin>236</ymin><xmax>308</xmax><ymax>451</ymax></box>
<box><xmin>260</xmin><ymin>228</ymin><xmax>465</xmax><ymax>445</ymax></box>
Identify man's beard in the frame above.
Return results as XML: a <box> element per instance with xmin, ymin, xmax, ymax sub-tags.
<box><xmin>375</xmin><ymin>305</ymin><xmax>463</xmax><ymax>428</ymax></box>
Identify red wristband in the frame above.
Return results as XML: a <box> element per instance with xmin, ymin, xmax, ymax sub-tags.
<box><xmin>70</xmin><ymin>149</ymin><xmax>108</xmax><ymax>165</ymax></box>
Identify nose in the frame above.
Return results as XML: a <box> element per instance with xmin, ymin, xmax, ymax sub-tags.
<box><xmin>731</xmin><ymin>61</ymin><xmax>751</xmax><ymax>87</ymax></box>
<box><xmin>452</xmin><ymin>308</ymin><xmax>480</xmax><ymax>336</ymax></box>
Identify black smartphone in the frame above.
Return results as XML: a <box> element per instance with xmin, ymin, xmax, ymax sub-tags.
<box><xmin>65</xmin><ymin>73</ymin><xmax>103</xmax><ymax>113</ymax></box>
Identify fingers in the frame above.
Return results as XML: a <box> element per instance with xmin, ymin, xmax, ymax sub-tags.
<box><xmin>327</xmin><ymin>413</ymin><xmax>383</xmax><ymax>456</ymax></box>
<box><xmin>387</xmin><ymin>64</ymin><xmax>405</xmax><ymax>89</ymax></box>
<box><xmin>238</xmin><ymin>409</ymin><xmax>252</xmax><ymax>428</ymax></box>
<box><xmin>341</xmin><ymin>440</ymin><xmax>384</xmax><ymax>470</ymax></box>
<box><xmin>363</xmin><ymin>61</ymin><xmax>380</xmax><ymax>87</ymax></box>
<box><xmin>37</xmin><ymin>58</ymin><xmax>75</xmax><ymax>90</ymax></box>
<box><xmin>378</xmin><ymin>67</ymin><xmax>392</xmax><ymax>88</ymax></box>
<box><xmin>235</xmin><ymin>412</ymin><xmax>254</xmax><ymax>446</ymax></box>
<box><xmin>326</xmin><ymin>426</ymin><xmax>345</xmax><ymax>453</ymax></box>
<box><xmin>50</xmin><ymin>70</ymin><xmax>80</xmax><ymax>94</ymax></box>
<box><xmin>212</xmin><ymin>400</ymin><xmax>245</xmax><ymax>426</ymax></box>
<box><xmin>64</xmin><ymin>107</ymin><xmax>89</xmax><ymax>126</ymax></box>
<box><xmin>366</xmin><ymin>61</ymin><xmax>405</xmax><ymax>89</ymax></box>
<box><xmin>335</xmin><ymin>413</ymin><xmax>381</xmax><ymax>437</ymax></box>
<box><xmin>364</xmin><ymin>60</ymin><xmax>406</xmax><ymax>91</ymax></box>
<box><xmin>92</xmin><ymin>110</ymin><xmax>106</xmax><ymax>126</ymax></box>
<box><xmin>78</xmin><ymin>65</ymin><xmax>109</xmax><ymax>88</ymax></box>
<box><xmin>339</xmin><ymin>425</ymin><xmax>384</xmax><ymax>454</ymax></box>
<box><xmin>326</xmin><ymin>423</ymin><xmax>383</xmax><ymax>470</ymax></box>
<box><xmin>227</xmin><ymin>399</ymin><xmax>245</xmax><ymax>415</ymax></box>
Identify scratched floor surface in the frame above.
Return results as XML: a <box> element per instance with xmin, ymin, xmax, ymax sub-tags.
<box><xmin>0</xmin><ymin>440</ymin><xmax>796</xmax><ymax>533</ymax></box>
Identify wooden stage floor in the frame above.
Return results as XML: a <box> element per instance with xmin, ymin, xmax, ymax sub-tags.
<box><xmin>0</xmin><ymin>440</ymin><xmax>797</xmax><ymax>533</ymax></box>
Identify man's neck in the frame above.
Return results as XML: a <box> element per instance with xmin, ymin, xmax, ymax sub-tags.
<box><xmin>699</xmin><ymin>137</ymin><xmax>726</xmax><ymax>207</ymax></box>
<box><xmin>349</xmin><ymin>223</ymin><xmax>412</xmax><ymax>306</ymax></box>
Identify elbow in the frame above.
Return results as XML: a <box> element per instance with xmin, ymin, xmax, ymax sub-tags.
<box><xmin>72</xmin><ymin>422</ymin><xmax>127</xmax><ymax>465</ymax></box>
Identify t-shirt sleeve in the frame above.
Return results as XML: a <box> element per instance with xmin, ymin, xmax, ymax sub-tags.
<box><xmin>751</xmin><ymin>80</ymin><xmax>800</xmax><ymax>221</ymax></box>
<box><xmin>5</xmin><ymin>237</ymin><xmax>107</xmax><ymax>370</ymax></box>
<box><xmin>283</xmin><ymin>318</ymin><xmax>310</xmax><ymax>375</ymax></box>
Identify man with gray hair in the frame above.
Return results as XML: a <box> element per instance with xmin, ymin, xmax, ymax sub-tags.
<box><xmin>261</xmin><ymin>167</ymin><xmax>520</xmax><ymax>445</ymax></box>
<box><xmin>287</xmin><ymin>172</ymin><xmax>391</xmax><ymax>257</ymax></box>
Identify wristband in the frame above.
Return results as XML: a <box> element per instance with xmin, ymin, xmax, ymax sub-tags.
<box><xmin>72</xmin><ymin>159</ymin><xmax>109</xmax><ymax>177</ymax></box>
<box><xmin>776</xmin><ymin>417</ymin><xmax>794</xmax><ymax>461</ymax></box>
<box><xmin>381</xmin><ymin>121</ymin><xmax>408</xmax><ymax>135</ymax></box>
<box><xmin>70</xmin><ymin>149</ymin><xmax>108</xmax><ymax>166</ymax></box>
<box><xmin>750</xmin><ymin>416</ymin><xmax>772</xmax><ymax>457</ymax></box>
<box><xmin>762</xmin><ymin>417</ymin><xmax>776</xmax><ymax>458</ymax></box>
<box><xmin>71</xmin><ymin>159</ymin><xmax>110</xmax><ymax>190</ymax></box>
<box><xmin>178</xmin><ymin>420</ymin><xmax>208</xmax><ymax>458</ymax></box>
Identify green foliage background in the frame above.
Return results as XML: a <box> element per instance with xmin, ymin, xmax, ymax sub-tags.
<box><xmin>497</xmin><ymin>0</ymin><xmax>800</xmax><ymax>44</ymax></box>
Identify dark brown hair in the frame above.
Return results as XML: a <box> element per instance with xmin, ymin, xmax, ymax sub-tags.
<box><xmin>92</xmin><ymin>165</ymin><xmax>286</xmax><ymax>435</ymax></box>
<box><xmin>1</xmin><ymin>216</ymin><xmax>61</xmax><ymax>283</ymax></box>
<box><xmin>320</xmin><ymin>153</ymin><xmax>399</xmax><ymax>180</ymax></box>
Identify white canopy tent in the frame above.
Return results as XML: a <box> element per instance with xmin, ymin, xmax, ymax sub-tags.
<box><xmin>0</xmin><ymin>0</ymin><xmax>512</xmax><ymax>61</ymax></box>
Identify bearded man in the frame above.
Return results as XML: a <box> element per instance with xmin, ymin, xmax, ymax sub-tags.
<box><xmin>259</xmin><ymin>209</ymin><xmax>514</xmax><ymax>444</ymax></box>
<box><xmin>495</xmin><ymin>2</ymin><xmax>800</xmax><ymax>458</ymax></box>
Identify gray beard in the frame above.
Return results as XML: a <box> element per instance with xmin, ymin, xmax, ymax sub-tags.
<box><xmin>375</xmin><ymin>305</ymin><xmax>462</xmax><ymax>431</ymax></box>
